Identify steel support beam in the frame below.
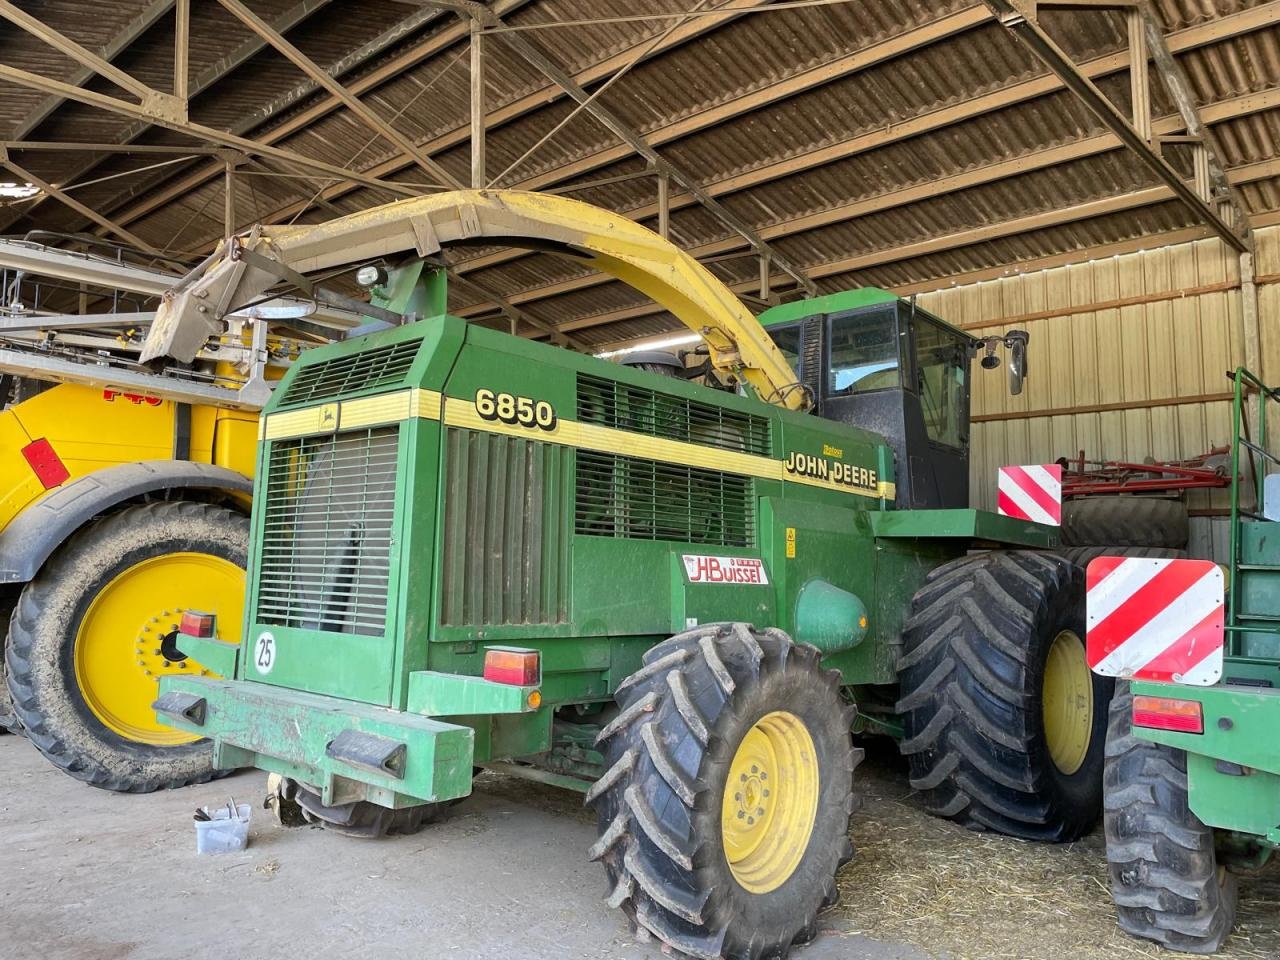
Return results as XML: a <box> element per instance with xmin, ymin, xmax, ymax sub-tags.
<box><xmin>92</xmin><ymin>0</ymin><xmax>528</xmax><ymax>236</ymax></box>
<box><xmin>470</xmin><ymin>18</ymin><xmax>485</xmax><ymax>188</ymax></box>
<box><xmin>1138</xmin><ymin>2</ymin><xmax>1252</xmax><ymax>240</ymax></box>
<box><xmin>450</xmin><ymin>86</ymin><xmax>1277</xmax><ymax>320</ymax></box>
<box><xmin>215</xmin><ymin>0</ymin><xmax>462</xmax><ymax>188</ymax></box>
<box><xmin>0</xmin><ymin>0</ymin><xmax>337</xmax><ymax>233</ymax></box>
<box><xmin>0</xmin><ymin>0</ymin><xmax>185</xmax><ymax>120</ymax></box>
<box><xmin>483</xmin><ymin>13</ymin><xmax>818</xmax><ymax>297</ymax></box>
<box><xmin>218</xmin><ymin>0</ymin><xmax>774</xmax><ymax>235</ymax></box>
<box><xmin>174</xmin><ymin>0</ymin><xmax>190</xmax><ymax>101</ymax></box>
<box><xmin>6</xmin><ymin>0</ymin><xmax>174</xmax><ymax>141</ymax></box>
<box><xmin>981</xmin><ymin>0</ymin><xmax>1249</xmax><ymax>252</ymax></box>
<box><xmin>0</xmin><ymin>151</ymin><xmax>159</xmax><ymax>254</ymax></box>
<box><xmin>0</xmin><ymin>140</ymin><xmax>228</xmax><ymax>155</ymax></box>
<box><xmin>0</xmin><ymin>63</ymin><xmax>422</xmax><ymax>198</ymax></box>
<box><xmin>549</xmin><ymin>156</ymin><xmax>1280</xmax><ymax>338</ymax></box>
<box><xmin>445</xmin><ymin>1</ymin><xmax>1274</xmax><ymax>282</ymax></box>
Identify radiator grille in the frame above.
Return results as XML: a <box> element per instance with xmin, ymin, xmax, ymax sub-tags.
<box><xmin>577</xmin><ymin>373</ymin><xmax>770</xmax><ymax>456</ymax></box>
<box><xmin>276</xmin><ymin>340</ymin><xmax>421</xmax><ymax>409</ymax></box>
<box><xmin>575</xmin><ymin>451</ymin><xmax>753</xmax><ymax>547</ymax></box>
<box><xmin>256</xmin><ymin>427</ymin><xmax>399</xmax><ymax>635</ymax></box>
<box><xmin>440</xmin><ymin>428</ymin><xmax>570</xmax><ymax>626</ymax></box>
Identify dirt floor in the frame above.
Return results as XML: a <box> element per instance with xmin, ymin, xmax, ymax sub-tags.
<box><xmin>3</xmin><ymin>732</ymin><xmax>1278</xmax><ymax>960</ymax></box>
<box><xmin>837</xmin><ymin>741</ymin><xmax>1280</xmax><ymax>960</ymax></box>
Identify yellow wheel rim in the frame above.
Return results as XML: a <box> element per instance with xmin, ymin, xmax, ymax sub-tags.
<box><xmin>73</xmin><ymin>552</ymin><xmax>244</xmax><ymax>745</ymax></box>
<box><xmin>720</xmin><ymin>710</ymin><xmax>819</xmax><ymax>894</ymax></box>
<box><xmin>1042</xmin><ymin>630</ymin><xmax>1093</xmax><ymax>776</ymax></box>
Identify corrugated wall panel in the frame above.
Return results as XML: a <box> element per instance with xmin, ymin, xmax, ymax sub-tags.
<box><xmin>914</xmin><ymin>225</ymin><xmax>1279</xmax><ymax>514</ymax></box>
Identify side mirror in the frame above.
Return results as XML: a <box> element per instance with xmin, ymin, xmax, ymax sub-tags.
<box><xmin>973</xmin><ymin>330</ymin><xmax>1029</xmax><ymax>395</ymax></box>
<box><xmin>1005</xmin><ymin>330</ymin><xmax>1029</xmax><ymax>396</ymax></box>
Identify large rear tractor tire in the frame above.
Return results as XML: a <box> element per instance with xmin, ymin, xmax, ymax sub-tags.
<box><xmin>897</xmin><ymin>551</ymin><xmax>1111</xmax><ymax>841</ymax></box>
<box><xmin>589</xmin><ymin>622</ymin><xmax>860</xmax><ymax>960</ymax></box>
<box><xmin>1061</xmin><ymin>496</ymin><xmax>1189</xmax><ymax>548</ymax></box>
<box><xmin>1104</xmin><ymin>684</ymin><xmax>1236</xmax><ymax>953</ymax></box>
<box><xmin>4</xmin><ymin>501</ymin><xmax>248</xmax><ymax>792</ymax></box>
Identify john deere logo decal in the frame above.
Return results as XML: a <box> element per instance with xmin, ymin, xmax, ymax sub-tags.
<box><xmin>784</xmin><ymin>451</ymin><xmax>877</xmax><ymax>492</ymax></box>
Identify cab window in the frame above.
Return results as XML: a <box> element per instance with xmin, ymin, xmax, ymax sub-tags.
<box><xmin>913</xmin><ymin>316</ymin><xmax>967</xmax><ymax>449</ymax></box>
<box><xmin>767</xmin><ymin>322</ymin><xmax>802</xmax><ymax>376</ymax></box>
<box><xmin>827</xmin><ymin>309</ymin><xmax>901</xmax><ymax>396</ymax></box>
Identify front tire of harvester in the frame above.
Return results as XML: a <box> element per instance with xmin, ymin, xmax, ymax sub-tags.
<box><xmin>897</xmin><ymin>551</ymin><xmax>1111</xmax><ymax>841</ymax></box>
<box><xmin>1104</xmin><ymin>683</ymin><xmax>1236</xmax><ymax>953</ymax></box>
<box><xmin>4</xmin><ymin>501</ymin><xmax>249</xmax><ymax>792</ymax></box>
<box><xmin>589</xmin><ymin>622</ymin><xmax>860</xmax><ymax>960</ymax></box>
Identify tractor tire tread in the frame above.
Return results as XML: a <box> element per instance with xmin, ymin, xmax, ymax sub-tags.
<box><xmin>1103</xmin><ymin>684</ymin><xmax>1236</xmax><ymax>954</ymax></box>
<box><xmin>896</xmin><ymin>551</ymin><xmax>1105</xmax><ymax>842</ymax></box>
<box><xmin>1061</xmin><ymin>497</ymin><xmax>1189</xmax><ymax>548</ymax></box>
<box><xmin>591</xmin><ymin>622</ymin><xmax>858</xmax><ymax>960</ymax></box>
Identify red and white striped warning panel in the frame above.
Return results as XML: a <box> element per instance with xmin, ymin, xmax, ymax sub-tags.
<box><xmin>1085</xmin><ymin>557</ymin><xmax>1225</xmax><ymax>686</ymax></box>
<box><xmin>996</xmin><ymin>464</ymin><xmax>1062</xmax><ymax>525</ymax></box>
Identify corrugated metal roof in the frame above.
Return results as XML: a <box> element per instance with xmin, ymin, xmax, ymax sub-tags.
<box><xmin>0</xmin><ymin>0</ymin><xmax>1275</xmax><ymax>347</ymax></box>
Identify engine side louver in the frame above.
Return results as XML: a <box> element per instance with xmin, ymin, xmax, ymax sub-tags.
<box><xmin>440</xmin><ymin>428</ymin><xmax>570</xmax><ymax>626</ymax></box>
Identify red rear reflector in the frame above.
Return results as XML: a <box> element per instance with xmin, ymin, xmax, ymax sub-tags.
<box><xmin>483</xmin><ymin>647</ymin><xmax>540</xmax><ymax>686</ymax></box>
<box><xmin>1133</xmin><ymin>695</ymin><xmax>1204</xmax><ymax>734</ymax></box>
<box><xmin>21</xmin><ymin>438</ymin><xmax>69</xmax><ymax>489</ymax></box>
<box><xmin>180</xmin><ymin>610</ymin><xmax>215</xmax><ymax>638</ymax></box>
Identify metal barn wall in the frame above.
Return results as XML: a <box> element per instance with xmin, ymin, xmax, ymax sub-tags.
<box><xmin>915</xmin><ymin>224</ymin><xmax>1280</xmax><ymax>519</ymax></box>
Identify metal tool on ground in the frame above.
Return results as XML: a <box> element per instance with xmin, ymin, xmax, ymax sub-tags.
<box><xmin>1088</xmin><ymin>367</ymin><xmax>1280</xmax><ymax>954</ymax></box>
<box><xmin>148</xmin><ymin>190</ymin><xmax>1109</xmax><ymax>960</ymax></box>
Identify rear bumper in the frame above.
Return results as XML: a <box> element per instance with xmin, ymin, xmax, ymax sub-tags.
<box><xmin>1132</xmin><ymin>679</ymin><xmax>1280</xmax><ymax>842</ymax></box>
<box><xmin>155</xmin><ymin>675</ymin><xmax>474</xmax><ymax>807</ymax></box>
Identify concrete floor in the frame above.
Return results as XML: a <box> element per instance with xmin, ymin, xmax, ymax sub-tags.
<box><xmin>1</xmin><ymin>735</ymin><xmax>927</xmax><ymax>960</ymax></box>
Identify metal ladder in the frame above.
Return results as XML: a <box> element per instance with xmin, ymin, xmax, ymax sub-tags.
<box><xmin>1226</xmin><ymin>367</ymin><xmax>1280</xmax><ymax>662</ymax></box>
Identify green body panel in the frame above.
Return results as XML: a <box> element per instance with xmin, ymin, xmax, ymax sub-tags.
<box><xmin>870</xmin><ymin>508</ymin><xmax>1059</xmax><ymax>548</ymax></box>
<box><xmin>1131</xmin><ymin>678</ymin><xmax>1280</xmax><ymax>843</ymax></box>
<box><xmin>160</xmin><ymin>277</ymin><xmax>1059</xmax><ymax>808</ymax></box>
<box><xmin>757</xmin><ymin>287</ymin><xmax>900</xmax><ymax>327</ymax></box>
<box><xmin>1232</xmin><ymin>521</ymin><xmax>1280</xmax><ymax>660</ymax></box>
<box><xmin>406</xmin><ymin>670</ymin><xmax>539</xmax><ymax>716</ymax></box>
<box><xmin>176</xmin><ymin>634</ymin><xmax>238</xmax><ymax>678</ymax></box>
<box><xmin>159</xmin><ymin>675</ymin><xmax>474</xmax><ymax>806</ymax></box>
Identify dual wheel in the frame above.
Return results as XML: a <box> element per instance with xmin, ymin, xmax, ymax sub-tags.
<box><xmin>4</xmin><ymin>501</ymin><xmax>248</xmax><ymax>791</ymax></box>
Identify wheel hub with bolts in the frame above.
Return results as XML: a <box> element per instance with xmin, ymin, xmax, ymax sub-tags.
<box><xmin>721</xmin><ymin>710</ymin><xmax>820</xmax><ymax>894</ymax></box>
<box><xmin>73</xmin><ymin>551</ymin><xmax>240</xmax><ymax>746</ymax></box>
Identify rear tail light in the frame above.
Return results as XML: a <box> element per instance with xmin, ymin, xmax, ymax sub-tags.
<box><xmin>21</xmin><ymin>438</ymin><xmax>69</xmax><ymax>489</ymax></box>
<box><xmin>1133</xmin><ymin>695</ymin><xmax>1204</xmax><ymax>734</ymax></box>
<box><xmin>180</xmin><ymin>610</ymin><xmax>216</xmax><ymax>638</ymax></box>
<box><xmin>484</xmin><ymin>647</ymin><xmax>540</xmax><ymax>686</ymax></box>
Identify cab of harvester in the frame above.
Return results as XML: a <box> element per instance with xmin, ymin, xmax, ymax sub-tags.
<box><xmin>758</xmin><ymin>288</ymin><xmax>1026</xmax><ymax>510</ymax></box>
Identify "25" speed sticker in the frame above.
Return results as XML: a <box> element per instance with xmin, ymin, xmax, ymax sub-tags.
<box><xmin>474</xmin><ymin>388</ymin><xmax>557</xmax><ymax>431</ymax></box>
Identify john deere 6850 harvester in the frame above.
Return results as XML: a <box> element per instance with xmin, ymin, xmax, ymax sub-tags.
<box><xmin>148</xmin><ymin>191</ymin><xmax>1107</xmax><ymax>959</ymax></box>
